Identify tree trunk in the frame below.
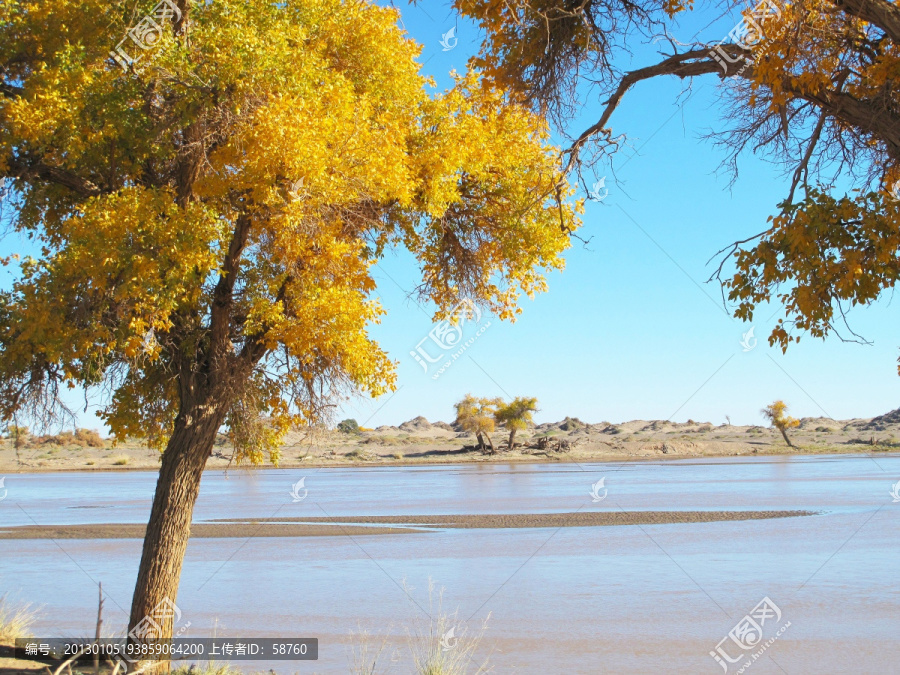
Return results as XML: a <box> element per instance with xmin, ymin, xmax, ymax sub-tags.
<box><xmin>508</xmin><ymin>428</ymin><xmax>516</xmax><ymax>450</ymax></box>
<box><xmin>485</xmin><ymin>433</ymin><xmax>495</xmax><ymax>454</ymax></box>
<box><xmin>475</xmin><ymin>432</ymin><xmax>485</xmax><ymax>452</ymax></box>
<box><xmin>778</xmin><ymin>426</ymin><xmax>794</xmax><ymax>448</ymax></box>
<box><xmin>127</xmin><ymin>399</ymin><xmax>226</xmax><ymax>671</ymax></box>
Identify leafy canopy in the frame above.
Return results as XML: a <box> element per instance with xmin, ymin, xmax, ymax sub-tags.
<box><xmin>761</xmin><ymin>400</ymin><xmax>799</xmax><ymax>432</ymax></box>
<box><xmin>494</xmin><ymin>396</ymin><xmax>538</xmax><ymax>431</ymax></box>
<box><xmin>0</xmin><ymin>0</ymin><xmax>579</xmax><ymax>463</ymax></box>
<box><xmin>454</xmin><ymin>394</ymin><xmax>502</xmax><ymax>436</ymax></box>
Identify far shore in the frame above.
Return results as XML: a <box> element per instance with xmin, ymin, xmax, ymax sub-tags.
<box><xmin>2</xmin><ymin>411</ymin><xmax>899</xmax><ymax>474</ymax></box>
<box><xmin>0</xmin><ymin>445</ymin><xmax>895</xmax><ymax>475</ymax></box>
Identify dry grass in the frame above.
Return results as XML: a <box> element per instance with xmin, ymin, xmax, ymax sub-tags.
<box><xmin>112</xmin><ymin>455</ymin><xmax>130</xmax><ymax>466</ymax></box>
<box><xmin>0</xmin><ymin>594</ymin><xmax>39</xmax><ymax>644</ymax></box>
<box><xmin>348</xmin><ymin>624</ymin><xmax>394</xmax><ymax>675</ymax></box>
<box><xmin>406</xmin><ymin>581</ymin><xmax>492</xmax><ymax>675</ymax></box>
<box><xmin>345</xmin><ymin>449</ymin><xmax>376</xmax><ymax>461</ymax></box>
<box><xmin>346</xmin><ymin>581</ymin><xmax>491</xmax><ymax>675</ymax></box>
<box><xmin>171</xmin><ymin>665</ymin><xmax>243</xmax><ymax>675</ymax></box>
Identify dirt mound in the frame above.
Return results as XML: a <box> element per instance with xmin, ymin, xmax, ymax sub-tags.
<box><xmin>857</xmin><ymin>408</ymin><xmax>900</xmax><ymax>430</ymax></box>
<box><xmin>642</xmin><ymin>440</ymin><xmax>698</xmax><ymax>454</ymax></box>
<box><xmin>552</xmin><ymin>416</ymin><xmax>587</xmax><ymax>431</ymax></box>
<box><xmin>641</xmin><ymin>420</ymin><xmax>672</xmax><ymax>432</ymax></box>
<box><xmin>432</xmin><ymin>421</ymin><xmax>455</xmax><ymax>431</ymax></box>
<box><xmin>798</xmin><ymin>416</ymin><xmax>838</xmax><ymax>430</ymax></box>
<box><xmin>872</xmin><ymin>407</ymin><xmax>900</xmax><ymax>424</ymax></box>
<box><xmin>399</xmin><ymin>416</ymin><xmax>433</xmax><ymax>432</ymax></box>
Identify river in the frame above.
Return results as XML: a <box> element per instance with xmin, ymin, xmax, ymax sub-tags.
<box><xmin>1</xmin><ymin>454</ymin><xmax>898</xmax><ymax>673</ymax></box>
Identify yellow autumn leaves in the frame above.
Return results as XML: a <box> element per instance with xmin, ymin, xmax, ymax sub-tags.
<box><xmin>0</xmin><ymin>0</ymin><xmax>580</xmax><ymax>462</ymax></box>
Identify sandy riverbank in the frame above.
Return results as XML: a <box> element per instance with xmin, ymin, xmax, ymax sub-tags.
<box><xmin>0</xmin><ymin>510</ymin><xmax>815</xmax><ymax>539</ymax></box>
<box><xmin>2</xmin><ymin>410</ymin><xmax>899</xmax><ymax>474</ymax></box>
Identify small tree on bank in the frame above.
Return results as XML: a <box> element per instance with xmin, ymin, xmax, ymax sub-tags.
<box><xmin>337</xmin><ymin>419</ymin><xmax>361</xmax><ymax>434</ymax></box>
<box><xmin>495</xmin><ymin>397</ymin><xmax>538</xmax><ymax>449</ymax></box>
<box><xmin>454</xmin><ymin>395</ymin><xmax>502</xmax><ymax>453</ymax></box>
<box><xmin>762</xmin><ymin>400</ymin><xmax>800</xmax><ymax>448</ymax></box>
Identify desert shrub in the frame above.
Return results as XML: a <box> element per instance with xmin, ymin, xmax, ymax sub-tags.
<box><xmin>4</xmin><ymin>425</ymin><xmax>29</xmax><ymax>448</ymax></box>
<box><xmin>112</xmin><ymin>455</ymin><xmax>130</xmax><ymax>465</ymax></box>
<box><xmin>338</xmin><ymin>418</ymin><xmax>361</xmax><ymax>434</ymax></box>
<box><xmin>27</xmin><ymin>429</ymin><xmax>103</xmax><ymax>448</ymax></box>
<box><xmin>75</xmin><ymin>428</ymin><xmax>104</xmax><ymax>447</ymax></box>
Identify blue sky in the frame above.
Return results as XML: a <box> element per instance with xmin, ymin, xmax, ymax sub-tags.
<box><xmin>342</xmin><ymin>1</ymin><xmax>900</xmax><ymax>427</ymax></box>
<box><xmin>2</xmin><ymin>1</ymin><xmax>898</xmax><ymax>433</ymax></box>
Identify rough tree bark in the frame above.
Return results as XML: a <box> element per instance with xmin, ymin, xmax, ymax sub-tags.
<box><xmin>778</xmin><ymin>426</ymin><xmax>794</xmax><ymax>448</ymax></box>
<box><xmin>508</xmin><ymin>428</ymin><xmax>517</xmax><ymax>450</ymax></box>
<box><xmin>126</xmin><ymin>394</ymin><xmax>228</xmax><ymax>669</ymax></box>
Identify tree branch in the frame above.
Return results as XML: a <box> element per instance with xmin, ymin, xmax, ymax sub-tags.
<box><xmin>6</xmin><ymin>155</ymin><xmax>104</xmax><ymax>197</ymax></box>
<box><xmin>562</xmin><ymin>47</ymin><xmax>733</xmax><ymax>174</ymax></box>
<box><xmin>831</xmin><ymin>0</ymin><xmax>900</xmax><ymax>43</ymax></box>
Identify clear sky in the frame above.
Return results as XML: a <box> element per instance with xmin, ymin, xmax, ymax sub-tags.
<box><xmin>343</xmin><ymin>1</ymin><xmax>900</xmax><ymax>428</ymax></box>
<box><xmin>2</xmin><ymin>1</ymin><xmax>897</xmax><ymax>433</ymax></box>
